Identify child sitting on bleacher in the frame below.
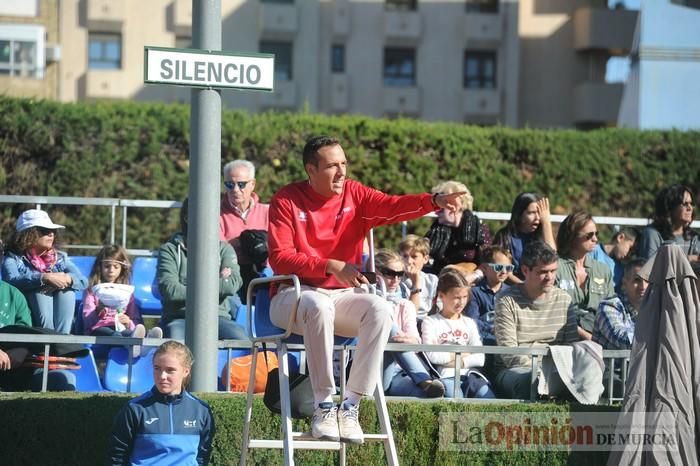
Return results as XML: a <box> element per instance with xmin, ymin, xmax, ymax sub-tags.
<box><xmin>421</xmin><ymin>269</ymin><xmax>495</xmax><ymax>399</ymax></box>
<box><xmin>82</xmin><ymin>245</ymin><xmax>162</xmax><ymax>357</ymax></box>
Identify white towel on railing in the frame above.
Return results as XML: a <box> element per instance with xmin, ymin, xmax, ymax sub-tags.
<box><xmin>537</xmin><ymin>340</ymin><xmax>604</xmax><ymax>404</ymax></box>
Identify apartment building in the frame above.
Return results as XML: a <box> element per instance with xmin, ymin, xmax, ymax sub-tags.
<box><xmin>0</xmin><ymin>0</ymin><xmax>60</xmax><ymax>99</ymax></box>
<box><xmin>0</xmin><ymin>0</ymin><xmax>650</xmax><ymax>128</ymax></box>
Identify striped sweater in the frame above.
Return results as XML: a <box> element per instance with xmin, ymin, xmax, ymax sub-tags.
<box><xmin>494</xmin><ymin>285</ymin><xmax>579</xmax><ymax>369</ymax></box>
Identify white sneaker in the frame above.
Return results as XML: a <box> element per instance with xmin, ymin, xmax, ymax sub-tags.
<box><xmin>131</xmin><ymin>324</ymin><xmax>146</xmax><ymax>358</ymax></box>
<box><xmin>146</xmin><ymin>327</ymin><xmax>163</xmax><ymax>339</ymax></box>
<box><xmin>338</xmin><ymin>403</ymin><xmax>364</xmax><ymax>444</ymax></box>
<box><xmin>311</xmin><ymin>402</ymin><xmax>339</xmax><ymax>441</ymax></box>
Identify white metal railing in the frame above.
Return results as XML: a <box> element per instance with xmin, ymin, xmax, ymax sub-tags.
<box><xmin>0</xmin><ymin>333</ymin><xmax>629</xmax><ymax>403</ymax></box>
<box><xmin>4</xmin><ymin>194</ymin><xmax>698</xmax><ymax>256</ymax></box>
<box><xmin>0</xmin><ymin>195</ymin><xmax>182</xmax><ymax>257</ymax></box>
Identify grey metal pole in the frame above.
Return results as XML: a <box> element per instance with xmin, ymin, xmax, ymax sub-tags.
<box><xmin>187</xmin><ymin>0</ymin><xmax>221</xmax><ymax>392</ymax></box>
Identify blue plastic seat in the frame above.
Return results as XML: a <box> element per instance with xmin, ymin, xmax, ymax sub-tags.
<box><xmin>252</xmin><ymin>286</ymin><xmax>355</xmax><ymax>348</ymax></box>
<box><xmin>69</xmin><ymin>256</ymin><xmax>96</xmax><ymax>309</ymax></box>
<box><xmin>132</xmin><ymin>257</ymin><xmax>162</xmax><ymax>316</ymax></box>
<box><xmin>73</xmin><ymin>348</ymin><xmax>105</xmax><ymax>392</ymax></box>
<box><xmin>103</xmin><ymin>347</ymin><xmax>154</xmax><ymax>393</ymax></box>
<box><xmin>69</xmin><ymin>256</ymin><xmax>96</xmax><ymax>283</ymax></box>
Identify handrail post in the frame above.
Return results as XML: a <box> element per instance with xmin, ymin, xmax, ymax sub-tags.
<box><xmin>110</xmin><ymin>204</ymin><xmax>116</xmax><ymax>244</ymax></box>
<box><xmin>121</xmin><ymin>205</ymin><xmax>128</xmax><ymax>248</ymax></box>
<box><xmin>41</xmin><ymin>343</ymin><xmax>50</xmax><ymax>392</ymax></box>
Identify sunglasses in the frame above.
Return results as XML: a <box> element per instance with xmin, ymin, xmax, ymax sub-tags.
<box><xmin>680</xmin><ymin>201</ymin><xmax>695</xmax><ymax>209</ymax></box>
<box><xmin>378</xmin><ymin>267</ymin><xmax>404</xmax><ymax>278</ymax></box>
<box><xmin>487</xmin><ymin>263</ymin><xmax>514</xmax><ymax>274</ymax></box>
<box><xmin>36</xmin><ymin>227</ymin><xmax>55</xmax><ymax>236</ymax></box>
<box><xmin>224</xmin><ymin>180</ymin><xmax>251</xmax><ymax>191</ymax></box>
<box><xmin>578</xmin><ymin>231</ymin><xmax>598</xmax><ymax>241</ymax></box>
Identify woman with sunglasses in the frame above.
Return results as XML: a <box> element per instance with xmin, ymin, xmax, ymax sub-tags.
<box><xmin>1</xmin><ymin>209</ymin><xmax>87</xmax><ymax>334</ymax></box>
<box><xmin>637</xmin><ymin>184</ymin><xmax>699</xmax><ymax>262</ymax></box>
<box><xmin>555</xmin><ymin>210</ymin><xmax>614</xmax><ymax>340</ymax></box>
<box><xmin>493</xmin><ymin>192</ymin><xmax>555</xmax><ymax>282</ymax></box>
<box><xmin>375</xmin><ymin>249</ymin><xmax>445</xmax><ymax>398</ymax></box>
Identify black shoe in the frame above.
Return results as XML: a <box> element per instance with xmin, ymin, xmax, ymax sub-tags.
<box><xmin>420</xmin><ymin>379</ymin><xmax>445</xmax><ymax>398</ymax></box>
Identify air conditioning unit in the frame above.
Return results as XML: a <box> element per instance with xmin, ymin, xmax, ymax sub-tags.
<box><xmin>45</xmin><ymin>44</ymin><xmax>61</xmax><ymax>62</ymax></box>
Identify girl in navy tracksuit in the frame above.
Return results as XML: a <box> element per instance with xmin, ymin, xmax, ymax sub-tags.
<box><xmin>106</xmin><ymin>341</ymin><xmax>215</xmax><ymax>466</ymax></box>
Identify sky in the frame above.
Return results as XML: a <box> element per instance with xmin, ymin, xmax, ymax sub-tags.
<box><xmin>606</xmin><ymin>0</ymin><xmax>641</xmax><ymax>83</ymax></box>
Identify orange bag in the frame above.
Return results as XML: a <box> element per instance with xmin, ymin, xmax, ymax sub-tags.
<box><xmin>223</xmin><ymin>351</ymin><xmax>278</xmax><ymax>393</ymax></box>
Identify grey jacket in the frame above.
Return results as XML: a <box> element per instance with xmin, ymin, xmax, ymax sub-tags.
<box><xmin>156</xmin><ymin>233</ymin><xmax>242</xmax><ymax>321</ymax></box>
<box><xmin>607</xmin><ymin>244</ymin><xmax>700</xmax><ymax>465</ymax></box>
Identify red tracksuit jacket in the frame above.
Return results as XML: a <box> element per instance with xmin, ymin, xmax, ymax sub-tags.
<box><xmin>269</xmin><ymin>179</ymin><xmax>436</xmax><ymax>289</ymax></box>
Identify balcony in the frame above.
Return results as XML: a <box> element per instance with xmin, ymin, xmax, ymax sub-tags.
<box><xmin>259</xmin><ymin>3</ymin><xmax>298</xmax><ymax>38</ymax></box>
<box><xmin>573</xmin><ymin>7</ymin><xmax>638</xmax><ymax>56</ymax></box>
<box><xmin>573</xmin><ymin>82</ymin><xmax>624</xmax><ymax>125</ymax></box>
<box><xmin>258</xmin><ymin>80</ymin><xmax>297</xmax><ymax>109</ymax></box>
<box><xmin>384</xmin><ymin>10</ymin><xmax>422</xmax><ymax>41</ymax></box>
<box><xmin>330</xmin><ymin>74</ymin><xmax>349</xmax><ymax>112</ymax></box>
<box><xmin>463</xmin><ymin>88</ymin><xmax>500</xmax><ymax>116</ymax></box>
<box><xmin>333</xmin><ymin>0</ymin><xmax>351</xmax><ymax>37</ymax></box>
<box><xmin>464</xmin><ymin>13</ymin><xmax>502</xmax><ymax>44</ymax></box>
<box><xmin>172</xmin><ymin>0</ymin><xmax>192</xmax><ymax>37</ymax></box>
<box><xmin>85</xmin><ymin>70</ymin><xmax>126</xmax><ymax>99</ymax></box>
<box><xmin>383</xmin><ymin>86</ymin><xmax>420</xmax><ymax>115</ymax></box>
<box><xmin>86</xmin><ymin>0</ymin><xmax>125</xmax><ymax>31</ymax></box>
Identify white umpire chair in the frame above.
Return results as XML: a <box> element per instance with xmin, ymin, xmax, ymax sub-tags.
<box><xmin>238</xmin><ymin>270</ymin><xmax>399</xmax><ymax>466</ymax></box>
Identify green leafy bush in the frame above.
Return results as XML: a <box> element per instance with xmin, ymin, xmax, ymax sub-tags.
<box><xmin>1</xmin><ymin>97</ymin><xmax>698</xmax><ymax>251</ymax></box>
<box><xmin>0</xmin><ymin>393</ymin><xmax>616</xmax><ymax>465</ymax></box>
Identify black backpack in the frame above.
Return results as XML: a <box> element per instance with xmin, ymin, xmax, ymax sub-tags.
<box><xmin>239</xmin><ymin>229</ymin><xmax>269</xmax><ymax>269</ymax></box>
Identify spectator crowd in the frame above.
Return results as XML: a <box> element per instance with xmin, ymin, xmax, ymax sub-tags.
<box><xmin>0</xmin><ymin>141</ymin><xmax>698</xmax><ymax>407</ymax></box>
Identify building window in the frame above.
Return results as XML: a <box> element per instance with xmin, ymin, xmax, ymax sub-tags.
<box><xmin>465</xmin><ymin>0</ymin><xmax>499</xmax><ymax>13</ymax></box>
<box><xmin>0</xmin><ymin>24</ymin><xmax>44</xmax><ymax>78</ymax></box>
<box><xmin>175</xmin><ymin>36</ymin><xmax>191</xmax><ymax>49</ymax></box>
<box><xmin>385</xmin><ymin>0</ymin><xmax>417</xmax><ymax>11</ymax></box>
<box><xmin>331</xmin><ymin>44</ymin><xmax>345</xmax><ymax>73</ymax></box>
<box><xmin>260</xmin><ymin>40</ymin><xmax>292</xmax><ymax>81</ymax></box>
<box><xmin>88</xmin><ymin>33</ymin><xmax>122</xmax><ymax>70</ymax></box>
<box><xmin>463</xmin><ymin>50</ymin><xmax>496</xmax><ymax>88</ymax></box>
<box><xmin>384</xmin><ymin>47</ymin><xmax>415</xmax><ymax>87</ymax></box>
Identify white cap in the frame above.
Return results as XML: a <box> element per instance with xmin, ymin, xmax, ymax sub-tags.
<box><xmin>15</xmin><ymin>209</ymin><xmax>65</xmax><ymax>232</ymax></box>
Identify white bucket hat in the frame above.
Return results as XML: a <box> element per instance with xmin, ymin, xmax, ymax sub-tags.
<box><xmin>15</xmin><ymin>209</ymin><xmax>65</xmax><ymax>232</ymax></box>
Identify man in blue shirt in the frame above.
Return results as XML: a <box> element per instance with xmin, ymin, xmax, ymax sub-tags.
<box><xmin>593</xmin><ymin>258</ymin><xmax>648</xmax><ymax>350</ymax></box>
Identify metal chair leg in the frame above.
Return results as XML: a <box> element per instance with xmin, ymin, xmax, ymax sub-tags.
<box><xmin>277</xmin><ymin>342</ymin><xmax>295</xmax><ymax>466</ymax></box>
<box><xmin>239</xmin><ymin>345</ymin><xmax>260</xmax><ymax>466</ymax></box>
<box><xmin>374</xmin><ymin>380</ymin><xmax>399</xmax><ymax>466</ymax></box>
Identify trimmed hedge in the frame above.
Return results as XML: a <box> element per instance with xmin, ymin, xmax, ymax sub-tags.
<box><xmin>0</xmin><ymin>96</ymin><xmax>698</xmax><ymax>251</ymax></box>
<box><xmin>0</xmin><ymin>393</ymin><xmax>617</xmax><ymax>465</ymax></box>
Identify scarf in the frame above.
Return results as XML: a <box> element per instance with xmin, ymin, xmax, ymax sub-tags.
<box><xmin>26</xmin><ymin>248</ymin><xmax>57</xmax><ymax>273</ymax></box>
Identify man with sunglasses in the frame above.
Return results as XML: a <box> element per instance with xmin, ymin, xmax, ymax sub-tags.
<box><xmin>219</xmin><ymin>159</ymin><xmax>269</xmax><ymax>302</ymax></box>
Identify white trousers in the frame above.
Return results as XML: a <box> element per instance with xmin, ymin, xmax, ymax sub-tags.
<box><xmin>270</xmin><ymin>285</ymin><xmax>393</xmax><ymax>402</ymax></box>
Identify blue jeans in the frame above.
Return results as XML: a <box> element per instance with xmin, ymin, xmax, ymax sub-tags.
<box><xmin>494</xmin><ymin>366</ymin><xmax>533</xmax><ymax>399</ymax></box>
<box><xmin>165</xmin><ymin>316</ymin><xmax>248</xmax><ymax>340</ymax></box>
<box><xmin>383</xmin><ymin>324</ymin><xmax>432</xmax><ymax>396</ymax></box>
<box><xmin>26</xmin><ymin>290</ymin><xmax>76</xmax><ymax>334</ymax></box>
<box><xmin>442</xmin><ymin>373</ymin><xmax>495</xmax><ymax>399</ymax></box>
